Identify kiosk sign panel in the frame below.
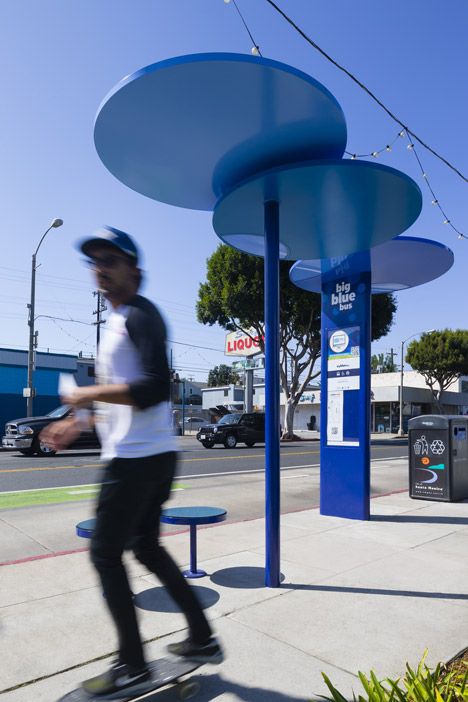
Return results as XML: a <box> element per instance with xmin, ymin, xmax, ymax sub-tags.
<box><xmin>327</xmin><ymin>326</ymin><xmax>360</xmax><ymax>392</ymax></box>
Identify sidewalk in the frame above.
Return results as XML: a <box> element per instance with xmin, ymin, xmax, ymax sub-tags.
<box><xmin>1</xmin><ymin>481</ymin><xmax>467</xmax><ymax>701</ymax></box>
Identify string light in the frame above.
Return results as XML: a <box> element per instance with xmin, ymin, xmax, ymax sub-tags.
<box><xmin>345</xmin><ymin>128</ymin><xmax>467</xmax><ymax>241</ymax></box>
<box><xmin>401</xmin><ymin>129</ymin><xmax>467</xmax><ymax>241</ymax></box>
<box><xmin>348</xmin><ymin>125</ymin><xmax>468</xmax><ymax>243</ymax></box>
<box><xmin>344</xmin><ymin>129</ymin><xmax>404</xmax><ymax>160</ymax></box>
<box><xmin>224</xmin><ymin>0</ymin><xmax>262</xmax><ymax>57</ymax></box>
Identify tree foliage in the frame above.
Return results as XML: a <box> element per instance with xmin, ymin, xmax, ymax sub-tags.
<box><xmin>406</xmin><ymin>329</ymin><xmax>468</xmax><ymax>409</ymax></box>
<box><xmin>207</xmin><ymin>364</ymin><xmax>240</xmax><ymax>388</ymax></box>
<box><xmin>371</xmin><ymin>352</ymin><xmax>398</xmax><ymax>373</ymax></box>
<box><xmin>197</xmin><ymin>245</ymin><xmax>397</xmax><ymax>437</ymax></box>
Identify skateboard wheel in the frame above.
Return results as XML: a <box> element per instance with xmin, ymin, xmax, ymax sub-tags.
<box><xmin>178</xmin><ymin>680</ymin><xmax>200</xmax><ymax>700</ymax></box>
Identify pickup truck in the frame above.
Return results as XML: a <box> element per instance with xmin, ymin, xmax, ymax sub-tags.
<box><xmin>2</xmin><ymin>405</ymin><xmax>100</xmax><ymax>457</ymax></box>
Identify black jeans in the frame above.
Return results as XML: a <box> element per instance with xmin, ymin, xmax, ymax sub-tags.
<box><xmin>90</xmin><ymin>451</ymin><xmax>212</xmax><ymax>669</ymax></box>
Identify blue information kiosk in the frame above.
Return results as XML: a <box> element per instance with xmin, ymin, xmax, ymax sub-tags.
<box><xmin>290</xmin><ymin>236</ymin><xmax>454</xmax><ymax>519</ymax></box>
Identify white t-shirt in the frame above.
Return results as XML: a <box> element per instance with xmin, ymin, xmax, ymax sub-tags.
<box><xmin>95</xmin><ymin>295</ymin><xmax>177</xmax><ymax>460</ymax></box>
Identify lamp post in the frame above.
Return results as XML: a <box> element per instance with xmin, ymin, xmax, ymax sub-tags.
<box><xmin>26</xmin><ymin>218</ymin><xmax>63</xmax><ymax>416</ymax></box>
<box><xmin>398</xmin><ymin>329</ymin><xmax>434</xmax><ymax>436</ymax></box>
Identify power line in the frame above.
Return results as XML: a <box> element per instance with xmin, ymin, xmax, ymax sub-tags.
<box><xmin>262</xmin><ymin>0</ymin><xmax>468</xmax><ymax>184</ymax></box>
<box><xmin>168</xmin><ymin>339</ymin><xmax>224</xmax><ymax>352</ymax></box>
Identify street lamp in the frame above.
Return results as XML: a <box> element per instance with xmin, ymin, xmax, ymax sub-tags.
<box><xmin>26</xmin><ymin>218</ymin><xmax>64</xmax><ymax>416</ymax></box>
<box><xmin>398</xmin><ymin>329</ymin><xmax>435</xmax><ymax>436</ymax></box>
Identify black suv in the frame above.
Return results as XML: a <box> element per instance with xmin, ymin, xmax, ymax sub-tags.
<box><xmin>2</xmin><ymin>405</ymin><xmax>100</xmax><ymax>457</ymax></box>
<box><xmin>196</xmin><ymin>412</ymin><xmax>265</xmax><ymax>449</ymax></box>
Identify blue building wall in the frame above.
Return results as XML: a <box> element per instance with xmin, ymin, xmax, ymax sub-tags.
<box><xmin>0</xmin><ymin>349</ymin><xmax>94</xmax><ymax>433</ymax></box>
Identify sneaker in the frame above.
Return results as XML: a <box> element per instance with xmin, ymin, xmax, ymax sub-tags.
<box><xmin>167</xmin><ymin>635</ymin><xmax>224</xmax><ymax>664</ymax></box>
<box><xmin>82</xmin><ymin>661</ymin><xmax>152</xmax><ymax>699</ymax></box>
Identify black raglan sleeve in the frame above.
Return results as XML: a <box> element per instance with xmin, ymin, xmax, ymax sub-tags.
<box><xmin>125</xmin><ymin>297</ymin><xmax>171</xmax><ymax>409</ymax></box>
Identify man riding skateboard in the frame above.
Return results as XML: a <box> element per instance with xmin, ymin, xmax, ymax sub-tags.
<box><xmin>42</xmin><ymin>226</ymin><xmax>222</xmax><ymax>698</ymax></box>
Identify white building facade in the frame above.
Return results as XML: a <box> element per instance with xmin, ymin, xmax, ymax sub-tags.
<box><xmin>202</xmin><ymin>372</ymin><xmax>468</xmax><ymax>433</ymax></box>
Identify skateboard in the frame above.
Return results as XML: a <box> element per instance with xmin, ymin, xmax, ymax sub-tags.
<box><xmin>59</xmin><ymin>657</ymin><xmax>202</xmax><ymax>701</ymax></box>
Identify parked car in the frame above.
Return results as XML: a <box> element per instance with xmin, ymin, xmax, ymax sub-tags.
<box><xmin>2</xmin><ymin>405</ymin><xmax>100</xmax><ymax>457</ymax></box>
<box><xmin>196</xmin><ymin>412</ymin><xmax>265</xmax><ymax>449</ymax></box>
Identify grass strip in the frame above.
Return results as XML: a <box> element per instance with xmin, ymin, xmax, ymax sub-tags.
<box><xmin>0</xmin><ymin>483</ymin><xmax>187</xmax><ymax>510</ymax></box>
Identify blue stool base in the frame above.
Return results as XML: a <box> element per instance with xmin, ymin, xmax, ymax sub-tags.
<box><xmin>182</xmin><ymin>569</ymin><xmax>207</xmax><ymax>579</ymax></box>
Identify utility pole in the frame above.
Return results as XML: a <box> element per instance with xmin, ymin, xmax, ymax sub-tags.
<box><xmin>93</xmin><ymin>291</ymin><xmax>107</xmax><ymax>349</ymax></box>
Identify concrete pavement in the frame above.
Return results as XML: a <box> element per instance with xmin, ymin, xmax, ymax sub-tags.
<box><xmin>1</xmin><ymin>461</ymin><xmax>467</xmax><ymax>701</ymax></box>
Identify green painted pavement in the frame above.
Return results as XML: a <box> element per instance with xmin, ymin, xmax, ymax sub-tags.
<box><xmin>0</xmin><ymin>483</ymin><xmax>187</xmax><ymax>510</ymax></box>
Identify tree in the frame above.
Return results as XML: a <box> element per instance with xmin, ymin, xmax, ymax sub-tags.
<box><xmin>406</xmin><ymin>329</ymin><xmax>468</xmax><ymax>412</ymax></box>
<box><xmin>207</xmin><ymin>364</ymin><xmax>240</xmax><ymax>388</ymax></box>
<box><xmin>371</xmin><ymin>351</ymin><xmax>398</xmax><ymax>373</ymax></box>
<box><xmin>197</xmin><ymin>245</ymin><xmax>397</xmax><ymax>438</ymax></box>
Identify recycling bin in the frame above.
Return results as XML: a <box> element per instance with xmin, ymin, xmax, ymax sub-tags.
<box><xmin>408</xmin><ymin>415</ymin><xmax>468</xmax><ymax>501</ymax></box>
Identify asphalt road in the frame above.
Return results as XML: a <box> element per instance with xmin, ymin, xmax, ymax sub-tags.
<box><xmin>0</xmin><ymin>438</ymin><xmax>408</xmax><ymax>494</ymax></box>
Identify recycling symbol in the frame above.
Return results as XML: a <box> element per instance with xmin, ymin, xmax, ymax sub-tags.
<box><xmin>430</xmin><ymin>439</ymin><xmax>445</xmax><ymax>455</ymax></box>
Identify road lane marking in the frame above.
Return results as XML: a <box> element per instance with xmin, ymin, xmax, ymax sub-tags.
<box><xmin>0</xmin><ymin>448</ymin><xmax>405</xmax><ymax>476</ymax></box>
<box><xmin>0</xmin><ymin>451</ymin><xmax>318</xmax><ymax>475</ymax></box>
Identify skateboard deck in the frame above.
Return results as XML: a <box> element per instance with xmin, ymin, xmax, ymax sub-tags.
<box><xmin>58</xmin><ymin>657</ymin><xmax>202</xmax><ymax>701</ymax></box>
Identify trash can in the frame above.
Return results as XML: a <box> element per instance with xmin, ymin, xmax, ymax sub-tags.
<box><xmin>408</xmin><ymin>415</ymin><xmax>468</xmax><ymax>501</ymax></box>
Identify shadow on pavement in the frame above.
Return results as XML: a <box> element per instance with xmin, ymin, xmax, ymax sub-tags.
<box><xmin>151</xmin><ymin>673</ymin><xmax>316</xmax><ymax>702</ymax></box>
<box><xmin>372</xmin><ymin>514</ymin><xmax>468</xmax><ymax>525</ymax></box>
<box><xmin>210</xmin><ymin>566</ymin><xmax>285</xmax><ymax>589</ymax></box>
<box><xmin>286</xmin><ymin>583</ymin><xmax>468</xmax><ymax>601</ymax></box>
<box><xmin>135</xmin><ymin>584</ymin><xmax>219</xmax><ymax>612</ymax></box>
<box><xmin>211</xmin><ymin>568</ymin><xmax>468</xmax><ymax>601</ymax></box>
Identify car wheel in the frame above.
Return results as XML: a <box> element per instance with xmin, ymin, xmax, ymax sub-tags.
<box><xmin>245</xmin><ymin>441</ymin><xmax>255</xmax><ymax>447</ymax></box>
<box><xmin>224</xmin><ymin>434</ymin><xmax>237</xmax><ymax>449</ymax></box>
<box><xmin>202</xmin><ymin>441</ymin><xmax>214</xmax><ymax>449</ymax></box>
<box><xmin>33</xmin><ymin>438</ymin><xmax>57</xmax><ymax>457</ymax></box>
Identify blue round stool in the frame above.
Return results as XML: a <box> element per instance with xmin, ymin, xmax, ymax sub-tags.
<box><xmin>76</xmin><ymin>506</ymin><xmax>227</xmax><ymax>579</ymax></box>
<box><xmin>160</xmin><ymin>507</ymin><xmax>227</xmax><ymax>578</ymax></box>
<box><xmin>76</xmin><ymin>518</ymin><xmax>96</xmax><ymax>539</ymax></box>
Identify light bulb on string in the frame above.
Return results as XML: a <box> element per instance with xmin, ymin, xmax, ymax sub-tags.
<box><xmin>251</xmin><ymin>46</ymin><xmax>260</xmax><ymax>55</ymax></box>
<box><xmin>386</xmin><ymin>145</ymin><xmax>392</xmax><ymax>152</ymax></box>
<box><xmin>371</xmin><ymin>151</ymin><xmax>378</xmax><ymax>158</ymax></box>
<box><xmin>431</xmin><ymin>199</ymin><xmax>438</xmax><ymax>205</ymax></box>
<box><xmin>444</xmin><ymin>219</ymin><xmax>450</xmax><ymax>224</ymax></box>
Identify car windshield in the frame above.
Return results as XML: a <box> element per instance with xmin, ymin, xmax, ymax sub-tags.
<box><xmin>218</xmin><ymin>414</ymin><xmax>241</xmax><ymax>426</ymax></box>
<box><xmin>46</xmin><ymin>405</ymin><xmax>70</xmax><ymax>419</ymax></box>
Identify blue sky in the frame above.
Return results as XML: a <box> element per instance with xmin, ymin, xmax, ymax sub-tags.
<box><xmin>1</xmin><ymin>1</ymin><xmax>466</xmax><ymax>379</ymax></box>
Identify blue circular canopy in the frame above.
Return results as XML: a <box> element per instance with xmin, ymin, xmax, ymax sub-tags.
<box><xmin>94</xmin><ymin>53</ymin><xmax>347</xmax><ymax>211</ymax></box>
<box><xmin>289</xmin><ymin>236</ymin><xmax>454</xmax><ymax>292</ymax></box>
<box><xmin>213</xmin><ymin>160</ymin><xmax>422</xmax><ymax>260</ymax></box>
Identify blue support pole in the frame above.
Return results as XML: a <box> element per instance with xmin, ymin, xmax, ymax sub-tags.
<box><xmin>190</xmin><ymin>523</ymin><xmax>197</xmax><ymax>573</ymax></box>
<box><xmin>264</xmin><ymin>200</ymin><xmax>281</xmax><ymax>587</ymax></box>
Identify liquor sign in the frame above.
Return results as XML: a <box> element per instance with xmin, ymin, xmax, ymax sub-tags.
<box><xmin>225</xmin><ymin>328</ymin><xmax>263</xmax><ymax>357</ymax></box>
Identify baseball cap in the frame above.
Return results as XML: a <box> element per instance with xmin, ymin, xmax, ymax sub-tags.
<box><xmin>78</xmin><ymin>225</ymin><xmax>139</xmax><ymax>263</ymax></box>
